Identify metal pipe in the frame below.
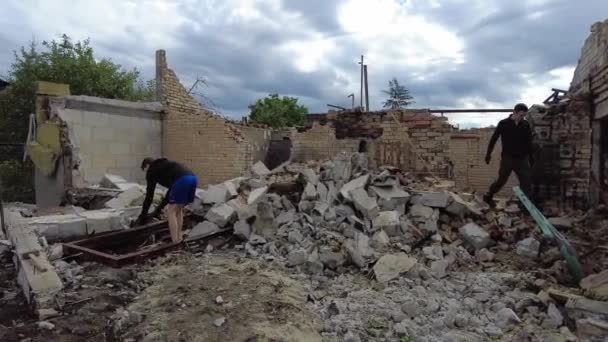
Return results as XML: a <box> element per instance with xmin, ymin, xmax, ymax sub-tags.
<box><xmin>364</xmin><ymin>65</ymin><xmax>369</xmax><ymax>112</ymax></box>
<box><xmin>359</xmin><ymin>55</ymin><xmax>364</xmax><ymax>109</ymax></box>
<box><xmin>428</xmin><ymin>109</ymin><xmax>512</xmax><ymax>113</ymax></box>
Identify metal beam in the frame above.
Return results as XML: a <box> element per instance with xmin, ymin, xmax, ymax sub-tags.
<box><xmin>428</xmin><ymin>109</ymin><xmax>512</xmax><ymax>113</ymax></box>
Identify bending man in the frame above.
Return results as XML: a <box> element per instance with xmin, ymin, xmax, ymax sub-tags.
<box><xmin>483</xmin><ymin>103</ymin><xmax>534</xmax><ymax>208</ymax></box>
<box><xmin>137</xmin><ymin>157</ymin><xmax>197</xmax><ymax>243</ymax></box>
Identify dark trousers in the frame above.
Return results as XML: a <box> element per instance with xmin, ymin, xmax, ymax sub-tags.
<box><xmin>487</xmin><ymin>155</ymin><xmax>532</xmax><ymax>199</ymax></box>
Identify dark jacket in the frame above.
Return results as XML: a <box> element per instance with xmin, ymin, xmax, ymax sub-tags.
<box><xmin>487</xmin><ymin>116</ymin><xmax>534</xmax><ymax>160</ymax></box>
<box><xmin>139</xmin><ymin>158</ymin><xmax>193</xmax><ymax>221</ymax></box>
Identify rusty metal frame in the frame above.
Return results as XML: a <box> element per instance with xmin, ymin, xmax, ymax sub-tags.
<box><xmin>63</xmin><ymin>220</ymin><xmax>230</xmax><ymax>267</ymax></box>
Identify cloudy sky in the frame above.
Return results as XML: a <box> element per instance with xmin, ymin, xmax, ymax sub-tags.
<box><xmin>1</xmin><ymin>0</ymin><xmax>606</xmax><ymax>127</ymax></box>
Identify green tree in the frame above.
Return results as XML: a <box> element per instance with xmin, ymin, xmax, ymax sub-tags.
<box><xmin>248</xmin><ymin>93</ymin><xmax>308</xmax><ymax>128</ymax></box>
<box><xmin>0</xmin><ymin>34</ymin><xmax>155</xmax><ymax>202</ymax></box>
<box><xmin>382</xmin><ymin>78</ymin><xmax>414</xmax><ymax>109</ymax></box>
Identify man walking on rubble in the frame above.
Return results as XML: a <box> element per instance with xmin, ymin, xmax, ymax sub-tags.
<box><xmin>137</xmin><ymin>157</ymin><xmax>197</xmax><ymax>243</ymax></box>
<box><xmin>483</xmin><ymin>103</ymin><xmax>534</xmax><ymax>208</ymax></box>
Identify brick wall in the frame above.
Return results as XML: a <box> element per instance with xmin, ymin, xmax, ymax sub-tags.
<box><xmin>156</xmin><ymin>50</ymin><xmax>271</xmax><ymax>186</ymax></box>
<box><xmin>51</xmin><ymin>95</ymin><xmax>163</xmax><ymax>186</ymax></box>
<box><xmin>569</xmin><ymin>19</ymin><xmax>608</xmax><ymax>208</ymax></box>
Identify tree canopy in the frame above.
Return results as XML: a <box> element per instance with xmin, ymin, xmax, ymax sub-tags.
<box><xmin>248</xmin><ymin>93</ymin><xmax>308</xmax><ymax>128</ymax></box>
<box><xmin>382</xmin><ymin>78</ymin><xmax>414</xmax><ymax>109</ymax></box>
<box><xmin>0</xmin><ymin>34</ymin><xmax>154</xmax><ymax>202</ymax></box>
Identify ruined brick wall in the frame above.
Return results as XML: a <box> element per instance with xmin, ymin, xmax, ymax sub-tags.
<box><xmin>157</xmin><ymin>50</ymin><xmax>270</xmax><ymax>185</ymax></box>
<box><xmin>569</xmin><ymin>19</ymin><xmax>608</xmax><ymax>207</ymax></box>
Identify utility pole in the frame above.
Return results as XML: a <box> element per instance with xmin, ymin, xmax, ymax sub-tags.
<box><xmin>364</xmin><ymin>65</ymin><xmax>369</xmax><ymax>112</ymax></box>
<box><xmin>347</xmin><ymin>93</ymin><xmax>355</xmax><ymax>109</ymax></box>
<box><xmin>358</xmin><ymin>55</ymin><xmax>364</xmax><ymax>109</ymax></box>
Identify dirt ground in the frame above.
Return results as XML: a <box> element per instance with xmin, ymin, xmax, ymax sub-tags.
<box><xmin>117</xmin><ymin>252</ymin><xmax>322</xmax><ymax>342</ymax></box>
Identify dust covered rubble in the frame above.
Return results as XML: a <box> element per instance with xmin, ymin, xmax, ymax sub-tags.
<box><xmin>186</xmin><ymin>152</ymin><xmax>575</xmax><ymax>341</ymax></box>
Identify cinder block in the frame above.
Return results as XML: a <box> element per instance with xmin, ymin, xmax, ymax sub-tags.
<box><xmin>78</xmin><ymin>209</ymin><xmax>122</xmax><ymax>235</ymax></box>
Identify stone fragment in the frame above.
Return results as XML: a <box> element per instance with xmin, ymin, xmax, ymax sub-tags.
<box><xmin>288</xmin><ymin>230</ymin><xmax>304</xmax><ymax>244</ymax></box>
<box><xmin>372</xmin><ymin>230</ymin><xmax>390</xmax><ymax>247</ymax></box>
<box><xmin>275</xmin><ymin>210</ymin><xmax>295</xmax><ymax>226</ymax></box>
<box><xmin>303</xmin><ymin>260</ymin><xmax>324</xmax><ymax>274</ymax></box>
<box><xmin>215</xmin><ymin>296</ymin><xmax>224</xmax><ymax>304</ymax></box>
<box><xmin>576</xmin><ymin>318</ymin><xmax>608</xmax><ymax>341</ymax></box>
<box><xmin>48</xmin><ymin>244</ymin><xmax>63</xmax><ymax>261</ymax></box>
<box><xmin>430</xmin><ymin>259</ymin><xmax>450</xmax><ymax>278</ymax></box>
<box><xmin>373</xmin><ymin>253</ymin><xmax>417</xmax><ymax>282</ymax></box>
<box><xmin>410</xmin><ymin>191</ymin><xmax>450</xmax><ymax>208</ymax></box>
<box><xmin>350</xmin><ymin>187</ymin><xmax>379</xmax><ymax>219</ymax></box>
<box><xmin>401</xmin><ymin>299</ymin><xmax>423</xmax><ymax>317</ymax></box>
<box><xmin>252</xmin><ymin>202</ymin><xmax>276</xmax><ymax>238</ymax></box>
<box><xmin>423</xmin><ymin>246</ymin><xmax>444</xmax><ymax>260</ymax></box>
<box><xmin>233</xmin><ymin>220</ymin><xmax>251</xmax><ymax>241</ymax></box>
<box><xmin>313</xmin><ymin>201</ymin><xmax>329</xmax><ymax>217</ymax></box>
<box><xmin>446</xmin><ymin>192</ymin><xmax>481</xmax><ymax>216</ymax></box>
<box><xmin>247</xmin><ymin>186</ymin><xmax>268</xmax><ymax>205</ymax></box>
<box><xmin>201</xmin><ymin>184</ymin><xmax>230</xmax><ymax>205</ymax></box>
<box><xmin>580</xmin><ymin>270</ymin><xmax>608</xmax><ymax>297</ymax></box>
<box><xmin>301</xmin><ymin>168</ymin><xmax>319</xmax><ymax>185</ymax></box>
<box><xmin>548</xmin><ymin>217</ymin><xmax>573</xmax><ymax>230</ymax></box>
<box><xmin>38</xmin><ymin>321</ymin><xmax>55</xmax><ymax>330</ymax></box>
<box><xmin>100</xmin><ymin>174</ymin><xmax>128</xmax><ymax>188</ymax></box>
<box><xmin>498</xmin><ymin>215</ymin><xmax>513</xmax><ymax>227</ymax></box>
<box><xmin>214</xmin><ymin>317</ymin><xmax>226</xmax><ymax>327</ymax></box>
<box><xmin>319</xmin><ymin>248</ymin><xmax>344</xmax><ymax>269</ymax></box>
<box><xmin>105</xmin><ymin>187</ymin><xmax>145</xmax><ymax>209</ymax></box>
<box><xmin>317</xmin><ymin>182</ymin><xmax>328</xmax><ymax>202</ymax></box>
<box><xmin>251</xmin><ymin>161</ymin><xmax>270</xmax><ymax>177</ymax></box>
<box><xmin>249</xmin><ymin>234</ymin><xmax>267</xmax><ymax>245</ymax></box>
<box><xmin>205</xmin><ymin>204</ymin><xmax>236</xmax><ymax>227</ymax></box>
<box><xmin>547</xmin><ymin>303</ymin><xmax>563</xmax><ymax>328</ymax></box>
<box><xmin>288</xmin><ymin>249</ymin><xmax>308</xmax><ymax>266</ymax></box>
<box><xmin>495</xmin><ymin>308</ymin><xmax>522</xmax><ymax>329</ymax></box>
<box><xmin>409</xmin><ymin>204</ymin><xmax>434</xmax><ymax>219</ymax></box>
<box><xmin>344</xmin><ymin>240</ymin><xmax>366</xmax><ymax>268</ymax></box>
<box><xmin>353</xmin><ymin>231</ymin><xmax>374</xmax><ymax>257</ymax></box>
<box><xmin>298</xmin><ymin>200</ymin><xmax>314</xmax><ymax>213</ymax></box>
<box><xmin>37</xmin><ymin>308</ymin><xmax>59</xmax><ymax>320</ymax></box>
<box><xmin>516</xmin><ymin>237</ymin><xmax>540</xmax><ymax>258</ymax></box>
<box><xmin>303</xmin><ymin>182</ymin><xmax>317</xmax><ymax>200</ymax></box>
<box><xmin>339</xmin><ymin>175</ymin><xmax>369</xmax><ymax>201</ymax></box>
<box><xmin>459</xmin><ymin>223</ymin><xmax>491</xmax><ymax>250</ymax></box>
<box><xmin>476</xmin><ymin>248</ymin><xmax>495</xmax><ymax>262</ymax></box>
<box><xmin>372</xmin><ymin>211</ymin><xmax>401</xmax><ymax>236</ymax></box>
<box><xmin>186</xmin><ymin>221</ymin><xmax>220</xmax><ymax>241</ymax></box>
<box><xmin>335</xmin><ymin>205</ymin><xmax>355</xmax><ymax>218</ymax></box>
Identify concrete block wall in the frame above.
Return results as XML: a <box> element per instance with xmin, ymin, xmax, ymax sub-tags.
<box><xmin>51</xmin><ymin>96</ymin><xmax>163</xmax><ymax>186</ymax></box>
<box><xmin>156</xmin><ymin>50</ymin><xmax>271</xmax><ymax>185</ymax></box>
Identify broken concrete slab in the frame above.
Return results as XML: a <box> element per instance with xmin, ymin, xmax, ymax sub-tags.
<box><xmin>288</xmin><ymin>249</ymin><xmax>308</xmax><ymax>266</ymax></box>
<box><xmin>353</xmin><ymin>231</ymin><xmax>374</xmax><ymax>258</ymax></box>
<box><xmin>201</xmin><ymin>184</ymin><xmax>230</xmax><ymax>205</ymax></box>
<box><xmin>316</xmin><ymin>182</ymin><xmax>328</xmax><ymax>202</ymax></box>
<box><xmin>303</xmin><ymin>182</ymin><xmax>317</xmax><ymax>200</ymax></box>
<box><xmin>446</xmin><ymin>192</ymin><xmax>481</xmax><ymax>217</ymax></box>
<box><xmin>233</xmin><ymin>220</ymin><xmax>251</xmax><ymax>241</ymax></box>
<box><xmin>430</xmin><ymin>259</ymin><xmax>450</xmax><ymax>278</ymax></box>
<box><xmin>409</xmin><ymin>204</ymin><xmax>434</xmax><ymax>219</ymax></box>
<box><xmin>78</xmin><ymin>209</ymin><xmax>122</xmax><ymax>235</ymax></box>
<box><xmin>247</xmin><ymin>186</ymin><xmax>268</xmax><ymax>205</ymax></box>
<box><xmin>340</xmin><ymin>175</ymin><xmax>369</xmax><ymax>201</ymax></box>
<box><xmin>187</xmin><ymin>221</ymin><xmax>220</xmax><ymax>241</ymax></box>
<box><xmin>205</xmin><ymin>204</ymin><xmax>237</xmax><ymax>228</ymax></box>
<box><xmin>372</xmin><ymin>211</ymin><xmax>401</xmax><ymax>236</ymax></box>
<box><xmin>99</xmin><ymin>174</ymin><xmax>128</xmax><ymax>189</ymax></box>
<box><xmin>371</xmin><ymin>185</ymin><xmax>410</xmax><ymax>202</ymax></box>
<box><xmin>252</xmin><ymin>202</ymin><xmax>276</xmax><ymax>239</ymax></box>
<box><xmin>345</xmin><ymin>240</ymin><xmax>366</xmax><ymax>268</ymax></box>
<box><xmin>27</xmin><ymin>214</ymin><xmax>87</xmax><ymax>242</ymax></box>
<box><xmin>105</xmin><ymin>187</ymin><xmax>146</xmax><ymax>210</ymax></box>
<box><xmin>372</xmin><ymin>230</ymin><xmax>390</xmax><ymax>247</ymax></box>
<box><xmin>516</xmin><ymin>237</ymin><xmax>540</xmax><ymax>258</ymax></box>
<box><xmin>373</xmin><ymin>253</ymin><xmax>417</xmax><ymax>282</ymax></box>
<box><xmin>16</xmin><ymin>256</ymin><xmax>63</xmax><ymax>306</ymax></box>
<box><xmin>319</xmin><ymin>248</ymin><xmax>345</xmax><ymax>270</ymax></box>
<box><xmin>251</xmin><ymin>161</ymin><xmax>271</xmax><ymax>177</ymax></box>
<box><xmin>548</xmin><ymin>217</ymin><xmax>573</xmax><ymax>230</ymax></box>
<box><xmin>576</xmin><ymin>318</ymin><xmax>608</xmax><ymax>341</ymax></box>
<box><xmin>459</xmin><ymin>223</ymin><xmax>491</xmax><ymax>250</ymax></box>
<box><xmin>350</xmin><ymin>187</ymin><xmax>379</xmax><ymax>219</ymax></box>
<box><xmin>301</xmin><ymin>168</ymin><xmax>319</xmax><ymax>185</ymax></box>
<box><xmin>410</xmin><ymin>191</ymin><xmax>451</xmax><ymax>208</ymax></box>
<box><xmin>580</xmin><ymin>270</ymin><xmax>608</xmax><ymax>297</ymax></box>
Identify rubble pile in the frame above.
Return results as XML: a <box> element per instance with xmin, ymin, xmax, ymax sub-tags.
<box><xmin>181</xmin><ymin>152</ymin><xmax>608</xmax><ymax>341</ymax></box>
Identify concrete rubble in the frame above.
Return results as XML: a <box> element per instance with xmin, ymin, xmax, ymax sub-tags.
<box><xmin>3</xmin><ymin>154</ymin><xmax>608</xmax><ymax>341</ymax></box>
